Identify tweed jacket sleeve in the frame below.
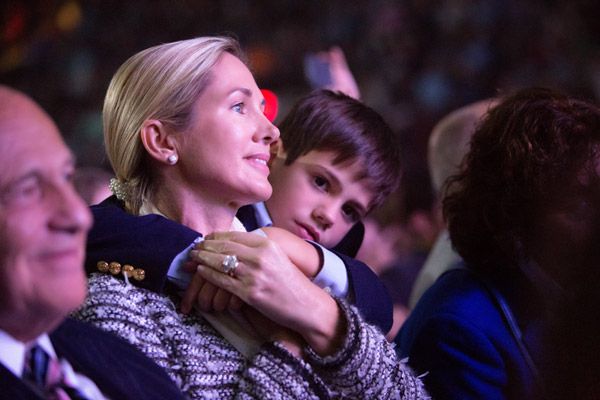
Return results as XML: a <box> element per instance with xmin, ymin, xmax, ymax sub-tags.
<box><xmin>305</xmin><ymin>300</ymin><xmax>428</xmax><ymax>399</ymax></box>
<box><xmin>74</xmin><ymin>274</ymin><xmax>427</xmax><ymax>399</ymax></box>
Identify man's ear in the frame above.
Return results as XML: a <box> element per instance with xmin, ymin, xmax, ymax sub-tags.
<box><xmin>269</xmin><ymin>140</ymin><xmax>287</xmax><ymax>167</ymax></box>
<box><xmin>140</xmin><ymin>119</ymin><xmax>177</xmax><ymax>164</ymax></box>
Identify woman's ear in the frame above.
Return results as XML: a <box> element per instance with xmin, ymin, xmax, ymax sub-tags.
<box><xmin>140</xmin><ymin>119</ymin><xmax>178</xmax><ymax>165</ymax></box>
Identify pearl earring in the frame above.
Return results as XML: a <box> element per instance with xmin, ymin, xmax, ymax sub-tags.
<box><xmin>167</xmin><ymin>154</ymin><xmax>178</xmax><ymax>165</ymax></box>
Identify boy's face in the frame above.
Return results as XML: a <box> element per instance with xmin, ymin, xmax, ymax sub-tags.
<box><xmin>266</xmin><ymin>146</ymin><xmax>374</xmax><ymax>248</ymax></box>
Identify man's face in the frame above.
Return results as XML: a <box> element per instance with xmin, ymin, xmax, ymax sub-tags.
<box><xmin>0</xmin><ymin>91</ymin><xmax>92</xmax><ymax>339</ymax></box>
<box><xmin>266</xmin><ymin>147</ymin><xmax>374</xmax><ymax>248</ymax></box>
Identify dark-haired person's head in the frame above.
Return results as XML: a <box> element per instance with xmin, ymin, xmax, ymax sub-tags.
<box><xmin>266</xmin><ymin>89</ymin><xmax>401</xmax><ymax>248</ymax></box>
<box><xmin>444</xmin><ymin>87</ymin><xmax>600</xmax><ymax>289</ymax></box>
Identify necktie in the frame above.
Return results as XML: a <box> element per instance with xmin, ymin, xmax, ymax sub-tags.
<box><xmin>23</xmin><ymin>344</ymin><xmax>90</xmax><ymax>400</ymax></box>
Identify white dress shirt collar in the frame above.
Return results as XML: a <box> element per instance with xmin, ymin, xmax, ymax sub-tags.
<box><xmin>0</xmin><ymin>330</ymin><xmax>55</xmax><ymax>377</ymax></box>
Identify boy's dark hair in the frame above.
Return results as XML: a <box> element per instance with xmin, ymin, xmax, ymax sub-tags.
<box><xmin>444</xmin><ymin>87</ymin><xmax>600</xmax><ymax>275</ymax></box>
<box><xmin>278</xmin><ymin>89</ymin><xmax>401</xmax><ymax>209</ymax></box>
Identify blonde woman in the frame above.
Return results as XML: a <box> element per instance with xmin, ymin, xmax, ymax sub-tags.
<box><xmin>75</xmin><ymin>36</ymin><xmax>427</xmax><ymax>399</ymax></box>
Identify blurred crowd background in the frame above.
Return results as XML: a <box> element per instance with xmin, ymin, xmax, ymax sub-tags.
<box><xmin>2</xmin><ymin>0</ymin><xmax>600</xmax><ymax>323</ymax></box>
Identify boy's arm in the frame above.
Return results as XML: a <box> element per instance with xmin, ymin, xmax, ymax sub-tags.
<box><xmin>259</xmin><ymin>226</ymin><xmax>321</xmax><ymax>277</ymax></box>
<box><xmin>261</xmin><ymin>226</ymin><xmax>393</xmax><ymax>334</ymax></box>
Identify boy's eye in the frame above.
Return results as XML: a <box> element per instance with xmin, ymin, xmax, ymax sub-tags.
<box><xmin>342</xmin><ymin>204</ymin><xmax>361</xmax><ymax>223</ymax></box>
<box><xmin>232</xmin><ymin>102</ymin><xmax>245</xmax><ymax>113</ymax></box>
<box><xmin>313</xmin><ymin>175</ymin><xmax>330</xmax><ymax>191</ymax></box>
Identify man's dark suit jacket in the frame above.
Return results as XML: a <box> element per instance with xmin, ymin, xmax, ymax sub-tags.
<box><xmin>0</xmin><ymin>318</ymin><xmax>185</xmax><ymax>399</ymax></box>
<box><xmin>85</xmin><ymin>197</ymin><xmax>392</xmax><ymax>333</ymax></box>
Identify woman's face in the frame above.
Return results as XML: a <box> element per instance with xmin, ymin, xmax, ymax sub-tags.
<box><xmin>176</xmin><ymin>52</ymin><xmax>279</xmax><ymax>208</ymax></box>
<box><xmin>528</xmin><ymin>165</ymin><xmax>600</xmax><ymax>289</ymax></box>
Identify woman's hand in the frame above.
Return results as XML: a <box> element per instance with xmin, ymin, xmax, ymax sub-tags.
<box><xmin>180</xmin><ymin>226</ymin><xmax>320</xmax><ymax>313</ymax></box>
<box><xmin>190</xmin><ymin>231</ymin><xmax>346</xmax><ymax>356</ymax></box>
<box><xmin>259</xmin><ymin>226</ymin><xmax>321</xmax><ymax>278</ymax></box>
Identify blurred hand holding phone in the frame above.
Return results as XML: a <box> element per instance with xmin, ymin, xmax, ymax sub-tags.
<box><xmin>303</xmin><ymin>47</ymin><xmax>361</xmax><ymax>100</ymax></box>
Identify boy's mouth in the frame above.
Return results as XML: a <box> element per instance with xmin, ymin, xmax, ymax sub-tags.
<box><xmin>295</xmin><ymin>221</ymin><xmax>319</xmax><ymax>242</ymax></box>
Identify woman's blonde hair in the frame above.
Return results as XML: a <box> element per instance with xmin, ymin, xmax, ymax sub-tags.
<box><xmin>103</xmin><ymin>36</ymin><xmax>244</xmax><ymax>213</ymax></box>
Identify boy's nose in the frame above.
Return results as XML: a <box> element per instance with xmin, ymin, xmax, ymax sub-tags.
<box><xmin>312</xmin><ymin>204</ymin><xmax>336</xmax><ymax>230</ymax></box>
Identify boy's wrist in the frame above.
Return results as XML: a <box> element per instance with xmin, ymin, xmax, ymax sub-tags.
<box><xmin>308</xmin><ymin>242</ymin><xmax>349</xmax><ymax>297</ymax></box>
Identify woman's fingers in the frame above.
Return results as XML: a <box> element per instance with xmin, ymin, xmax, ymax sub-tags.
<box><xmin>190</xmin><ymin>248</ymin><xmax>245</xmax><ymax>277</ymax></box>
<box><xmin>191</xmin><ymin>230</ymin><xmax>346</xmax><ymax>355</ymax></box>
<box><xmin>195</xmin><ymin>263</ymin><xmax>238</xmax><ymax>293</ymax></box>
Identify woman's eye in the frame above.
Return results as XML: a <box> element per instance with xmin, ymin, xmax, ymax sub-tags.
<box><xmin>313</xmin><ymin>176</ymin><xmax>329</xmax><ymax>191</ymax></box>
<box><xmin>232</xmin><ymin>103</ymin><xmax>244</xmax><ymax>113</ymax></box>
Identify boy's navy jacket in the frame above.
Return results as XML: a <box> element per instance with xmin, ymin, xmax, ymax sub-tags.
<box><xmin>85</xmin><ymin>196</ymin><xmax>393</xmax><ymax>333</ymax></box>
<box><xmin>0</xmin><ymin>318</ymin><xmax>186</xmax><ymax>399</ymax></box>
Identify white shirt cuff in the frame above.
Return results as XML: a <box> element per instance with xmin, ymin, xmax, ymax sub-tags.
<box><xmin>309</xmin><ymin>241</ymin><xmax>349</xmax><ymax>297</ymax></box>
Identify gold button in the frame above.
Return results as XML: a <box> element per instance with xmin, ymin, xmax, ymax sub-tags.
<box><xmin>109</xmin><ymin>262</ymin><xmax>121</xmax><ymax>275</ymax></box>
<box><xmin>122</xmin><ymin>264</ymin><xmax>134</xmax><ymax>277</ymax></box>
<box><xmin>97</xmin><ymin>261</ymin><xmax>109</xmax><ymax>272</ymax></box>
<box><xmin>132</xmin><ymin>268</ymin><xmax>145</xmax><ymax>281</ymax></box>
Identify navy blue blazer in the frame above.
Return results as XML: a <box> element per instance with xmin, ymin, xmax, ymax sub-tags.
<box><xmin>396</xmin><ymin>268</ymin><xmax>548</xmax><ymax>399</ymax></box>
<box><xmin>0</xmin><ymin>318</ymin><xmax>185</xmax><ymax>400</ymax></box>
<box><xmin>85</xmin><ymin>197</ymin><xmax>392</xmax><ymax>333</ymax></box>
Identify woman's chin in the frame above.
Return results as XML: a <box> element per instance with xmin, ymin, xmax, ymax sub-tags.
<box><xmin>245</xmin><ymin>183</ymin><xmax>272</xmax><ymax>203</ymax></box>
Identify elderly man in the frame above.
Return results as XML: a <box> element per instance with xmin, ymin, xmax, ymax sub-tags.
<box><xmin>0</xmin><ymin>86</ymin><xmax>185</xmax><ymax>399</ymax></box>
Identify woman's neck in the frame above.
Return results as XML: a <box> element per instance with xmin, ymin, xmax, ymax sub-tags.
<box><xmin>151</xmin><ymin>184</ymin><xmax>237</xmax><ymax>234</ymax></box>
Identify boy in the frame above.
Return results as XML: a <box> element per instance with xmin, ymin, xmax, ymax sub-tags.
<box><xmin>239</xmin><ymin>89</ymin><xmax>401</xmax><ymax>251</ymax></box>
<box><xmin>237</xmin><ymin>88</ymin><xmax>401</xmax><ymax>277</ymax></box>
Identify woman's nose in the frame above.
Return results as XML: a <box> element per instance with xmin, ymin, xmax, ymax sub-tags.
<box><xmin>259</xmin><ymin>117</ymin><xmax>280</xmax><ymax>145</ymax></box>
<box><xmin>253</xmin><ymin>103</ymin><xmax>280</xmax><ymax>145</ymax></box>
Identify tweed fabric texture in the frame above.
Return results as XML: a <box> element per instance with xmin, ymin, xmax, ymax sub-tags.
<box><xmin>74</xmin><ymin>274</ymin><xmax>427</xmax><ymax>399</ymax></box>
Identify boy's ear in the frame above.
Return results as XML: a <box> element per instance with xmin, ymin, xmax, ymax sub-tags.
<box><xmin>140</xmin><ymin>119</ymin><xmax>178</xmax><ymax>164</ymax></box>
<box><xmin>269</xmin><ymin>140</ymin><xmax>287</xmax><ymax>167</ymax></box>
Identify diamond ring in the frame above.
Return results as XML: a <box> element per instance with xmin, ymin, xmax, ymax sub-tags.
<box><xmin>221</xmin><ymin>254</ymin><xmax>239</xmax><ymax>274</ymax></box>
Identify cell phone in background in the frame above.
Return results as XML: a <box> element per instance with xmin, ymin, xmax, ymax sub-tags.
<box><xmin>303</xmin><ymin>53</ymin><xmax>332</xmax><ymax>89</ymax></box>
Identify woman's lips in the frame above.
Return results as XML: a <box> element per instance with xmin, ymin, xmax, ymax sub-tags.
<box><xmin>246</xmin><ymin>153</ymin><xmax>270</xmax><ymax>175</ymax></box>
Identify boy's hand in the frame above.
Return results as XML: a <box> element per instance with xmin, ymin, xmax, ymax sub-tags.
<box><xmin>180</xmin><ymin>260</ymin><xmax>243</xmax><ymax>314</ymax></box>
